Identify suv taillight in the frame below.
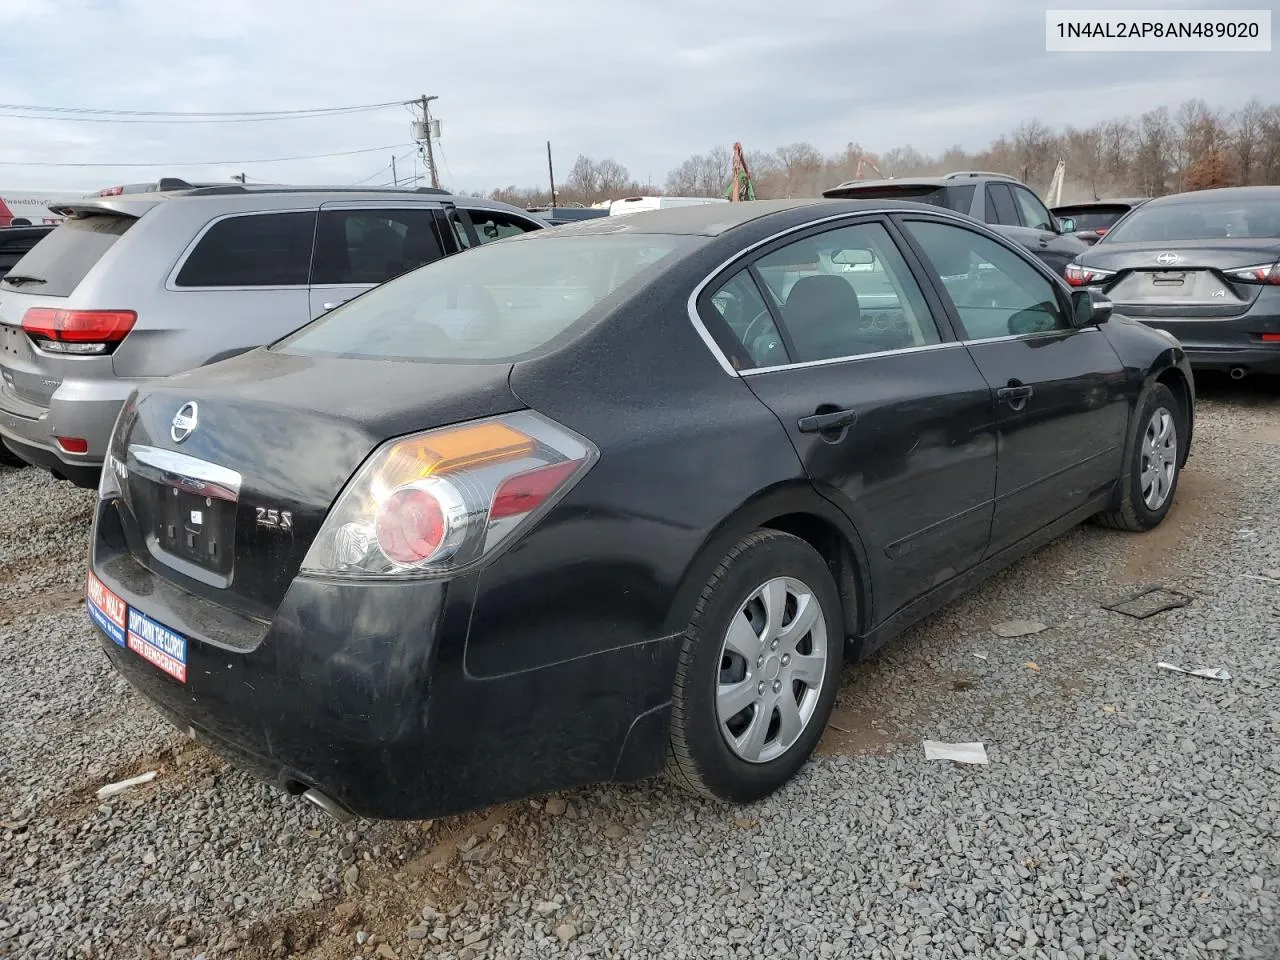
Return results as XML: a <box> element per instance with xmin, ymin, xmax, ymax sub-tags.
<box><xmin>22</xmin><ymin>308</ymin><xmax>137</xmax><ymax>355</ymax></box>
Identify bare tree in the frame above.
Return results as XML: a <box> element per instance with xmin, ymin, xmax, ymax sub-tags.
<box><xmin>1133</xmin><ymin>108</ymin><xmax>1176</xmax><ymax>195</ymax></box>
<box><xmin>1233</xmin><ymin>98</ymin><xmax>1266</xmax><ymax>185</ymax></box>
<box><xmin>595</xmin><ymin>158</ymin><xmax>631</xmax><ymax>196</ymax></box>
<box><xmin>566</xmin><ymin>155</ymin><xmax>600</xmax><ymax>200</ymax></box>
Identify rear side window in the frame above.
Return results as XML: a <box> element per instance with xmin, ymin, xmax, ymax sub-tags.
<box><xmin>985</xmin><ymin>184</ymin><xmax>1020</xmax><ymax>226</ymax></box>
<box><xmin>452</xmin><ymin>210</ymin><xmax>542</xmax><ymax>249</ymax></box>
<box><xmin>1</xmin><ymin>215</ymin><xmax>134</xmax><ymax>296</ymax></box>
<box><xmin>277</xmin><ymin>233</ymin><xmax>693</xmax><ymax>362</ymax></box>
<box><xmin>175</xmin><ymin>212</ymin><xmax>316</xmax><ymax>287</ymax></box>
<box><xmin>311</xmin><ymin>208</ymin><xmax>445</xmax><ymax>285</ymax></box>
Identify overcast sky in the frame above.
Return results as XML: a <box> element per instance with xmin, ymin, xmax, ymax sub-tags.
<box><xmin>0</xmin><ymin>0</ymin><xmax>1273</xmax><ymax>194</ymax></box>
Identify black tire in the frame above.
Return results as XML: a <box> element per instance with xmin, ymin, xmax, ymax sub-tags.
<box><xmin>0</xmin><ymin>444</ymin><xmax>25</xmax><ymax>468</ymax></box>
<box><xmin>665</xmin><ymin>529</ymin><xmax>844</xmax><ymax>803</ymax></box>
<box><xmin>1095</xmin><ymin>382</ymin><xmax>1184</xmax><ymax>532</ymax></box>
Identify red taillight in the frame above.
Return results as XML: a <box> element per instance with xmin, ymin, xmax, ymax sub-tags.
<box><xmin>1064</xmin><ymin>263</ymin><xmax>1113</xmax><ymax>287</ymax></box>
<box><xmin>491</xmin><ymin>461</ymin><xmax>579</xmax><ymax>520</ymax></box>
<box><xmin>375</xmin><ymin>486</ymin><xmax>447</xmax><ymax>565</ymax></box>
<box><xmin>1261</xmin><ymin>333</ymin><xmax>1280</xmax><ymax>342</ymax></box>
<box><xmin>98</xmin><ymin>186</ymin><xmax>124</xmax><ymax>196</ymax></box>
<box><xmin>1095</xmin><ymin>228</ymin><xmax>1110</xmax><ymax>237</ymax></box>
<box><xmin>55</xmin><ymin>436</ymin><xmax>89</xmax><ymax>454</ymax></box>
<box><xmin>22</xmin><ymin>308</ymin><xmax>136</xmax><ymax>355</ymax></box>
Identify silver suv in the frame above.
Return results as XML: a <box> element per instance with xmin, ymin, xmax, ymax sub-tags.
<box><xmin>0</xmin><ymin>183</ymin><xmax>545</xmax><ymax>486</ymax></box>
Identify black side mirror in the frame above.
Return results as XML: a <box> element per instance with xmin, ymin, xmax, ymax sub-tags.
<box><xmin>1071</xmin><ymin>289</ymin><xmax>1113</xmax><ymax>328</ymax></box>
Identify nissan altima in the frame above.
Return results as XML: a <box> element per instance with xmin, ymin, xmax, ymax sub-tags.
<box><xmin>87</xmin><ymin>199</ymin><xmax>1194</xmax><ymax>821</ymax></box>
<box><xmin>1065</xmin><ymin>185</ymin><xmax>1280</xmax><ymax>378</ymax></box>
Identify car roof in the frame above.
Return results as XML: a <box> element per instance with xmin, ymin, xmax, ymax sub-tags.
<box><xmin>1052</xmin><ymin>198</ymin><xmax>1150</xmax><ymax>210</ymax></box>
<box><xmin>1142</xmin><ymin>185</ymin><xmax>1280</xmax><ymax>207</ymax></box>
<box><xmin>825</xmin><ymin>172</ymin><xmax>1023</xmax><ymax>194</ymax></box>
<box><xmin>47</xmin><ymin>185</ymin><xmax>534</xmax><ymax>220</ymax></box>
<box><xmin>516</xmin><ymin>198</ymin><xmax>959</xmax><ymax>238</ymax></box>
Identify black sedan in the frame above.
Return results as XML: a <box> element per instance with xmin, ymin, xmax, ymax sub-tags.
<box><xmin>1066</xmin><ymin>186</ymin><xmax>1280</xmax><ymax>378</ymax></box>
<box><xmin>87</xmin><ymin>199</ymin><xmax>1194</xmax><ymax>821</ymax></box>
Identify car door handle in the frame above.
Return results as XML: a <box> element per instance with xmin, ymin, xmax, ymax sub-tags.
<box><xmin>797</xmin><ymin>408</ymin><xmax>859</xmax><ymax>434</ymax></box>
<box><xmin>997</xmin><ymin>383</ymin><xmax>1034</xmax><ymax>408</ymax></box>
<box><xmin>321</xmin><ymin>301</ymin><xmax>345</xmax><ymax>311</ymax></box>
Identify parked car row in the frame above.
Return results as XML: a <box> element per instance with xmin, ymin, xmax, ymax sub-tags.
<box><xmin>0</xmin><ymin>180</ymin><xmax>548</xmax><ymax>485</ymax></box>
<box><xmin>49</xmin><ymin>190</ymin><xmax>1196</xmax><ymax>821</ymax></box>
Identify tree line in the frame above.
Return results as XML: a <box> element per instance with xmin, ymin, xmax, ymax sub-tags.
<box><xmin>482</xmin><ymin>98</ymin><xmax>1280</xmax><ymax>208</ymax></box>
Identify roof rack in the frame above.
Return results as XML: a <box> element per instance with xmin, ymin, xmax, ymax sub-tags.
<box><xmin>942</xmin><ymin>171</ymin><xmax>1018</xmax><ymax>182</ymax></box>
<box><xmin>176</xmin><ymin>184</ymin><xmax>452</xmax><ymax>198</ymax></box>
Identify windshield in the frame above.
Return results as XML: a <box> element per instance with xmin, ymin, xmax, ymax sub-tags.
<box><xmin>277</xmin><ymin>233</ymin><xmax>695</xmax><ymax>362</ymax></box>
<box><xmin>1061</xmin><ymin>208</ymin><xmax>1130</xmax><ymax>231</ymax></box>
<box><xmin>1104</xmin><ymin>196</ymin><xmax>1280</xmax><ymax>243</ymax></box>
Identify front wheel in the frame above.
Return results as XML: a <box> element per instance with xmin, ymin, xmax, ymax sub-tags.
<box><xmin>665</xmin><ymin>529</ymin><xmax>843</xmax><ymax>803</ymax></box>
<box><xmin>1095</xmin><ymin>382</ymin><xmax>1183</xmax><ymax>532</ymax></box>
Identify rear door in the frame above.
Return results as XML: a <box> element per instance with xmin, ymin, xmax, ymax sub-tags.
<box><xmin>307</xmin><ymin>203</ymin><xmax>449</xmax><ymax>319</ymax></box>
<box><xmin>899</xmin><ymin>216</ymin><xmax>1129</xmax><ymax>555</ymax></box>
<box><xmin>699</xmin><ymin>216</ymin><xmax>998</xmax><ymax>620</ymax></box>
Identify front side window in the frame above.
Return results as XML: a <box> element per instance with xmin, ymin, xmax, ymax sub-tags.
<box><xmin>467</xmin><ymin>211</ymin><xmax>541</xmax><ymax>244</ymax></box>
<box><xmin>277</xmin><ymin>233</ymin><xmax>693</xmax><ymax>362</ymax></box>
<box><xmin>311</xmin><ymin>208</ymin><xmax>444</xmax><ymax>285</ymax></box>
<box><xmin>1012</xmin><ymin>186</ymin><xmax>1054</xmax><ymax>231</ymax></box>
<box><xmin>904</xmin><ymin>220</ymin><xmax>1068</xmax><ymax>341</ymax></box>
<box><xmin>176</xmin><ymin>212</ymin><xmax>316</xmax><ymax>287</ymax></box>
<box><xmin>750</xmin><ymin>221</ymin><xmax>942</xmax><ymax>363</ymax></box>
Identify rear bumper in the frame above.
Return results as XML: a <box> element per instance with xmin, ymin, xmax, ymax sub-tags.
<box><xmin>87</xmin><ymin>519</ymin><xmax>680</xmax><ymax>820</ymax></box>
<box><xmin>1113</xmin><ymin>310</ymin><xmax>1280</xmax><ymax>374</ymax></box>
<box><xmin>0</xmin><ymin>376</ymin><xmax>137</xmax><ymax>483</ymax></box>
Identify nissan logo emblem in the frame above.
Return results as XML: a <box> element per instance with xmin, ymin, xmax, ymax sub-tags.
<box><xmin>170</xmin><ymin>401</ymin><xmax>198</xmax><ymax>443</ymax></box>
<box><xmin>1155</xmin><ymin>252</ymin><xmax>1180</xmax><ymax>266</ymax></box>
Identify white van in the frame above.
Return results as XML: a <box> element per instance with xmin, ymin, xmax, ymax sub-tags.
<box><xmin>608</xmin><ymin>196</ymin><xmax>728</xmax><ymax>216</ymax></box>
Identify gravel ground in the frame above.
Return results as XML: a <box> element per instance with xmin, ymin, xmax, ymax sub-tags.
<box><xmin>0</xmin><ymin>377</ymin><xmax>1277</xmax><ymax>960</ymax></box>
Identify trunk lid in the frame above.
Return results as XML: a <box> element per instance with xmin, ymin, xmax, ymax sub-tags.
<box><xmin>107</xmin><ymin>348</ymin><xmax>522</xmax><ymax>617</ymax></box>
<box><xmin>1082</xmin><ymin>239</ymin><xmax>1280</xmax><ymax>319</ymax></box>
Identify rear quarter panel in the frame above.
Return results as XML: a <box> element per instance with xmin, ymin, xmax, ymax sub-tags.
<box><xmin>66</xmin><ymin>199</ymin><xmax>315</xmax><ymax>379</ymax></box>
<box><xmin>468</xmin><ymin>240</ymin><xmax>812</xmax><ymax>679</ymax></box>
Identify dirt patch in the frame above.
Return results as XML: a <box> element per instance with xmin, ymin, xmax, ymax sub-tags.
<box><xmin>1114</xmin><ymin>467</ymin><xmax>1235</xmax><ymax>584</ymax></box>
<box><xmin>0</xmin><ymin>582</ymin><xmax>83</xmax><ymax>622</ymax></box>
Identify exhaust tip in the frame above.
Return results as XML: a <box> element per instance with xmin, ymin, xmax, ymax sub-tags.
<box><xmin>302</xmin><ymin>787</ymin><xmax>356</xmax><ymax>824</ymax></box>
<box><xmin>1229</xmin><ymin>366</ymin><xmax>1248</xmax><ymax>380</ymax></box>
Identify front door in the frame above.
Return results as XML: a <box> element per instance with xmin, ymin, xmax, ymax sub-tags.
<box><xmin>899</xmin><ymin>217</ymin><xmax>1129</xmax><ymax>556</ymax></box>
<box><xmin>307</xmin><ymin>203</ymin><xmax>449</xmax><ymax>320</ymax></box>
<box><xmin>699</xmin><ymin>217</ymin><xmax>998</xmax><ymax>620</ymax></box>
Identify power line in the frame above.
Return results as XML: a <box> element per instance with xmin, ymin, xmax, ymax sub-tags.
<box><xmin>0</xmin><ymin>105</ymin><xmax>401</xmax><ymax>124</ymax></box>
<box><xmin>0</xmin><ymin>99</ymin><xmax>407</xmax><ymax>118</ymax></box>
<box><xmin>0</xmin><ymin>142</ymin><xmax>415</xmax><ymax>168</ymax></box>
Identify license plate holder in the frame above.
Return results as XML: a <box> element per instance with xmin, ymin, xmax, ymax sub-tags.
<box><xmin>153</xmin><ymin>485</ymin><xmax>235</xmax><ymax>576</ymax></box>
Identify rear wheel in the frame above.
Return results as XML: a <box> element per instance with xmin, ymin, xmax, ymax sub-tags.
<box><xmin>1095</xmin><ymin>382</ymin><xmax>1183</xmax><ymax>532</ymax></box>
<box><xmin>666</xmin><ymin>529</ymin><xmax>843</xmax><ymax>803</ymax></box>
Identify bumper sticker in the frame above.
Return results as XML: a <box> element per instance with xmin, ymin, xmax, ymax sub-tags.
<box><xmin>126</xmin><ymin>609</ymin><xmax>188</xmax><ymax>684</ymax></box>
<box><xmin>85</xmin><ymin>570</ymin><xmax>127</xmax><ymax>647</ymax></box>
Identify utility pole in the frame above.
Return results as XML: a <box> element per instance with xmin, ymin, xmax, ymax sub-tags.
<box><xmin>415</xmin><ymin>94</ymin><xmax>440</xmax><ymax>189</ymax></box>
<box><xmin>391</xmin><ymin>154</ymin><xmax>398</xmax><ymax>187</ymax></box>
<box><xmin>546</xmin><ymin>141</ymin><xmax>557</xmax><ymax>207</ymax></box>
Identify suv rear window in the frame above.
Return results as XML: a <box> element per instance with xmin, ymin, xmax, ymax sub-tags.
<box><xmin>828</xmin><ymin>184</ymin><xmax>974</xmax><ymax>213</ymax></box>
<box><xmin>0</xmin><ymin>215</ymin><xmax>134</xmax><ymax>296</ymax></box>
<box><xmin>276</xmin><ymin>233</ymin><xmax>694</xmax><ymax>362</ymax></box>
<box><xmin>175</xmin><ymin>211</ymin><xmax>316</xmax><ymax>287</ymax></box>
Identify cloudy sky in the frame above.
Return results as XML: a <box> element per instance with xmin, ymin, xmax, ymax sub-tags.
<box><xmin>0</xmin><ymin>0</ymin><xmax>1273</xmax><ymax>194</ymax></box>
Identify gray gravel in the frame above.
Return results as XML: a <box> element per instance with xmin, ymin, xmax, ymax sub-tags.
<box><xmin>0</xmin><ymin>378</ymin><xmax>1277</xmax><ymax>960</ymax></box>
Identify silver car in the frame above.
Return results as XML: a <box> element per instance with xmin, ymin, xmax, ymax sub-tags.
<box><xmin>0</xmin><ymin>182</ymin><xmax>546</xmax><ymax>486</ymax></box>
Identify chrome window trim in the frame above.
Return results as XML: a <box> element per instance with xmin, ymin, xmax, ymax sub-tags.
<box><xmin>128</xmin><ymin>444</ymin><xmax>242</xmax><ymax>502</ymax></box>
<box><xmin>686</xmin><ymin>205</ymin><xmax>1070</xmax><ymax>377</ymax></box>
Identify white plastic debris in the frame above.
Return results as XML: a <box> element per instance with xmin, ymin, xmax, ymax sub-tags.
<box><xmin>923</xmin><ymin>741</ymin><xmax>989</xmax><ymax>764</ymax></box>
<box><xmin>1157</xmin><ymin>662</ymin><xmax>1231</xmax><ymax>682</ymax></box>
<box><xmin>991</xmin><ymin>619</ymin><xmax>1048</xmax><ymax>638</ymax></box>
<box><xmin>96</xmin><ymin>771</ymin><xmax>158</xmax><ymax>800</ymax></box>
<box><xmin>973</xmin><ymin>651</ymin><xmax>989</xmax><ymax>661</ymax></box>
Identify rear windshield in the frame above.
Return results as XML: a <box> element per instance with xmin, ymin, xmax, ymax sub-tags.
<box><xmin>828</xmin><ymin>184</ymin><xmax>973</xmax><ymax>212</ymax></box>
<box><xmin>1061</xmin><ymin>208</ymin><xmax>1129</xmax><ymax>231</ymax></box>
<box><xmin>0</xmin><ymin>215</ymin><xmax>134</xmax><ymax>296</ymax></box>
<box><xmin>276</xmin><ymin>233</ymin><xmax>695</xmax><ymax>362</ymax></box>
<box><xmin>1104</xmin><ymin>196</ymin><xmax>1280</xmax><ymax>242</ymax></box>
